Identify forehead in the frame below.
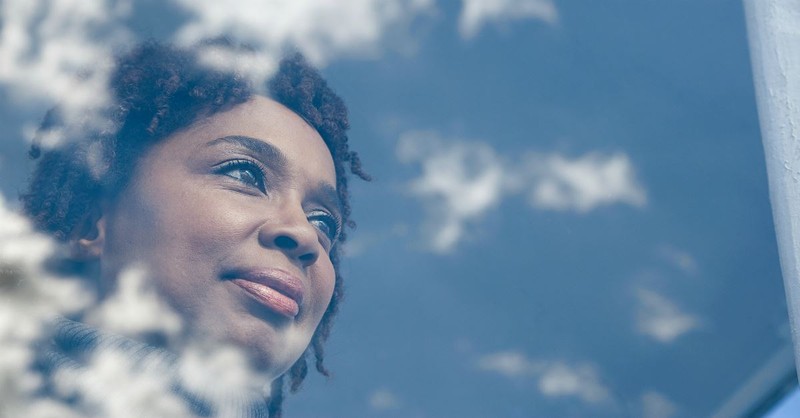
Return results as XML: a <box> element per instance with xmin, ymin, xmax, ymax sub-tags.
<box><xmin>168</xmin><ymin>95</ymin><xmax>337</xmax><ymax>185</ymax></box>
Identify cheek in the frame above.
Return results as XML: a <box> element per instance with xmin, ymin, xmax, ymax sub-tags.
<box><xmin>309</xmin><ymin>259</ymin><xmax>337</xmax><ymax>322</ymax></box>
<box><xmin>104</xmin><ymin>182</ymin><xmax>251</xmax><ymax>300</ymax></box>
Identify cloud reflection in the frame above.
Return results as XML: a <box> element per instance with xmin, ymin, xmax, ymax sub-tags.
<box><xmin>0</xmin><ymin>193</ymin><xmax>276</xmax><ymax>417</ymax></box>
<box><xmin>459</xmin><ymin>0</ymin><xmax>559</xmax><ymax>39</ymax></box>
<box><xmin>635</xmin><ymin>287</ymin><xmax>701</xmax><ymax>343</ymax></box>
<box><xmin>398</xmin><ymin>130</ymin><xmax>647</xmax><ymax>253</ymax></box>
<box><xmin>476</xmin><ymin>350</ymin><xmax>612</xmax><ymax>405</ymax></box>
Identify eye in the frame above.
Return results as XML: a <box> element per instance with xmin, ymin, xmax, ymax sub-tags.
<box><xmin>307</xmin><ymin>210</ymin><xmax>342</xmax><ymax>249</ymax></box>
<box><xmin>215</xmin><ymin>159</ymin><xmax>267</xmax><ymax>193</ymax></box>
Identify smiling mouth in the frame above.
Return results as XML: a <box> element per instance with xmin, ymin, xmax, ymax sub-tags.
<box><xmin>224</xmin><ymin>268</ymin><xmax>305</xmax><ymax>319</ymax></box>
<box><xmin>231</xmin><ymin>279</ymin><xmax>300</xmax><ymax>318</ymax></box>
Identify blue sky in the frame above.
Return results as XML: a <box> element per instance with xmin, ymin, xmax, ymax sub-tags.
<box><xmin>0</xmin><ymin>0</ymin><xmax>793</xmax><ymax>417</ymax></box>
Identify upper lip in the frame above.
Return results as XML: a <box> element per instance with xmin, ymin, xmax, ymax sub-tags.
<box><xmin>226</xmin><ymin>268</ymin><xmax>305</xmax><ymax>306</ymax></box>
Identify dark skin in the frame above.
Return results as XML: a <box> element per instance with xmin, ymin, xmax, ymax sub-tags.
<box><xmin>81</xmin><ymin>96</ymin><xmax>339</xmax><ymax>379</ymax></box>
<box><xmin>22</xmin><ymin>43</ymin><xmax>371</xmax><ymax>416</ymax></box>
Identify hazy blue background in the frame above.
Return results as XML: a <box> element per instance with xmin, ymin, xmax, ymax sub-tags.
<box><xmin>0</xmin><ymin>0</ymin><xmax>791</xmax><ymax>417</ymax></box>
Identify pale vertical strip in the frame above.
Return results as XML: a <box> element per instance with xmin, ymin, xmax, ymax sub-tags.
<box><xmin>744</xmin><ymin>0</ymin><xmax>800</xmax><ymax>379</ymax></box>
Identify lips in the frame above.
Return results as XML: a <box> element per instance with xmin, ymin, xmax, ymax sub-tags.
<box><xmin>226</xmin><ymin>269</ymin><xmax>305</xmax><ymax>318</ymax></box>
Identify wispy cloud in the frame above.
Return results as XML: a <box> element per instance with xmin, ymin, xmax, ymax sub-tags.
<box><xmin>0</xmin><ymin>191</ymin><xmax>272</xmax><ymax>417</ymax></box>
<box><xmin>476</xmin><ymin>350</ymin><xmax>542</xmax><ymax>377</ymax></box>
<box><xmin>641</xmin><ymin>390</ymin><xmax>678</xmax><ymax>418</ymax></box>
<box><xmin>0</xmin><ymin>0</ymin><xmax>133</xmax><ymax>146</ymax></box>
<box><xmin>52</xmin><ymin>349</ymin><xmax>190</xmax><ymax>418</ymax></box>
<box><xmin>476</xmin><ymin>350</ymin><xmax>611</xmax><ymax>404</ymax></box>
<box><xmin>526</xmin><ymin>152</ymin><xmax>647</xmax><ymax>213</ymax></box>
<box><xmin>1</xmin><ymin>0</ymin><xmax>437</xmax><ymax>144</ymax></box>
<box><xmin>84</xmin><ymin>265</ymin><xmax>183</xmax><ymax>338</ymax></box>
<box><xmin>657</xmin><ymin>245</ymin><xmax>698</xmax><ymax>276</ymax></box>
<box><xmin>397</xmin><ymin>131</ymin><xmax>647</xmax><ymax>253</ymax></box>
<box><xmin>0</xmin><ymin>192</ymin><xmax>96</xmax><ymax>416</ymax></box>
<box><xmin>369</xmin><ymin>388</ymin><xmax>402</xmax><ymax>410</ymax></box>
<box><xmin>172</xmin><ymin>0</ymin><xmax>435</xmax><ymax>85</ymax></box>
<box><xmin>635</xmin><ymin>288</ymin><xmax>701</xmax><ymax>343</ymax></box>
<box><xmin>459</xmin><ymin>0</ymin><xmax>558</xmax><ymax>39</ymax></box>
<box><xmin>537</xmin><ymin>362</ymin><xmax>610</xmax><ymax>404</ymax></box>
<box><xmin>397</xmin><ymin>131</ymin><xmax>509</xmax><ymax>253</ymax></box>
<box><xmin>341</xmin><ymin>224</ymin><xmax>409</xmax><ymax>257</ymax></box>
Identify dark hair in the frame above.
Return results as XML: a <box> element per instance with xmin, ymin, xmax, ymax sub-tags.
<box><xmin>20</xmin><ymin>41</ymin><xmax>369</xmax><ymax>417</ymax></box>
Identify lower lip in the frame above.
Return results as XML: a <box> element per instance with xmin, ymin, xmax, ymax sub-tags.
<box><xmin>231</xmin><ymin>279</ymin><xmax>300</xmax><ymax>318</ymax></box>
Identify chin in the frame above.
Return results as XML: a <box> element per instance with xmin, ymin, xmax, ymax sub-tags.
<box><xmin>215</xmin><ymin>317</ymin><xmax>310</xmax><ymax>379</ymax></box>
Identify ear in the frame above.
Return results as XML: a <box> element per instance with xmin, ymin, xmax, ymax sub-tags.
<box><xmin>70</xmin><ymin>204</ymin><xmax>106</xmax><ymax>260</ymax></box>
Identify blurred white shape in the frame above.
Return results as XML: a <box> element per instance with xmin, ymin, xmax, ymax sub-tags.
<box><xmin>657</xmin><ymin>245</ymin><xmax>698</xmax><ymax>275</ymax></box>
<box><xmin>476</xmin><ymin>350</ymin><xmax>541</xmax><ymax>377</ymax></box>
<box><xmin>0</xmin><ymin>196</ymin><xmax>53</xmax><ymax>270</ymax></box>
<box><xmin>398</xmin><ymin>131</ymin><xmax>508</xmax><ymax>253</ymax></box>
<box><xmin>0</xmin><ymin>0</ymin><xmax>132</xmax><ymax>144</ymax></box>
<box><xmin>0</xmin><ymin>189</ymin><xmax>270</xmax><ymax>416</ymax></box>
<box><xmin>369</xmin><ymin>388</ymin><xmax>401</xmax><ymax>410</ymax></box>
<box><xmin>476</xmin><ymin>350</ymin><xmax>611</xmax><ymax>405</ymax></box>
<box><xmin>194</xmin><ymin>43</ymin><xmax>280</xmax><ymax>93</ymax></box>
<box><xmin>641</xmin><ymin>390</ymin><xmax>678</xmax><ymax>418</ymax></box>
<box><xmin>23</xmin><ymin>399</ymin><xmax>83</xmax><ymax>418</ymax></box>
<box><xmin>0</xmin><ymin>193</ymin><xmax>94</xmax><ymax>317</ymax></box>
<box><xmin>84</xmin><ymin>265</ymin><xmax>183</xmax><ymax>339</ymax></box>
<box><xmin>178</xmin><ymin>344</ymin><xmax>269</xmax><ymax>415</ymax></box>
<box><xmin>341</xmin><ymin>224</ymin><xmax>408</xmax><ymax>257</ymax></box>
<box><xmin>635</xmin><ymin>288</ymin><xmax>700</xmax><ymax>343</ymax></box>
<box><xmin>0</xmin><ymin>193</ymin><xmax>94</xmax><ymax>417</ymax></box>
<box><xmin>171</xmin><ymin>0</ymin><xmax>434</xmax><ymax>85</ymax></box>
<box><xmin>459</xmin><ymin>0</ymin><xmax>558</xmax><ymax>39</ymax></box>
<box><xmin>398</xmin><ymin>131</ymin><xmax>647</xmax><ymax>252</ymax></box>
<box><xmin>52</xmin><ymin>349</ymin><xmax>189</xmax><ymax>418</ymax></box>
<box><xmin>537</xmin><ymin>362</ymin><xmax>610</xmax><ymax>404</ymax></box>
<box><xmin>528</xmin><ymin>152</ymin><xmax>647</xmax><ymax>213</ymax></box>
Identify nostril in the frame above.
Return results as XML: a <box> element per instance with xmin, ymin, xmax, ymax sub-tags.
<box><xmin>299</xmin><ymin>253</ymin><xmax>317</xmax><ymax>264</ymax></box>
<box><xmin>274</xmin><ymin>235</ymin><xmax>298</xmax><ymax>249</ymax></box>
<box><xmin>269</xmin><ymin>232</ymin><xmax>318</xmax><ymax>266</ymax></box>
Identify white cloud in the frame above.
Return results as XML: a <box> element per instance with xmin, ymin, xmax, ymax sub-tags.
<box><xmin>476</xmin><ymin>350</ymin><xmax>541</xmax><ymax>377</ymax></box>
<box><xmin>657</xmin><ymin>245</ymin><xmax>698</xmax><ymax>275</ymax></box>
<box><xmin>476</xmin><ymin>351</ymin><xmax>611</xmax><ymax>404</ymax></box>
<box><xmin>527</xmin><ymin>152</ymin><xmax>647</xmax><ymax>213</ymax></box>
<box><xmin>84</xmin><ymin>265</ymin><xmax>183</xmax><ymax>339</ymax></box>
<box><xmin>0</xmin><ymin>192</ymin><xmax>272</xmax><ymax>416</ymax></box>
<box><xmin>398</xmin><ymin>131</ymin><xmax>647</xmax><ymax>252</ymax></box>
<box><xmin>1</xmin><ymin>0</ymin><xmax>437</xmax><ymax>145</ymax></box>
<box><xmin>178</xmin><ymin>344</ymin><xmax>270</xmax><ymax>414</ymax></box>
<box><xmin>341</xmin><ymin>224</ymin><xmax>409</xmax><ymax>257</ymax></box>
<box><xmin>641</xmin><ymin>391</ymin><xmax>678</xmax><ymax>418</ymax></box>
<box><xmin>171</xmin><ymin>0</ymin><xmax>435</xmax><ymax>85</ymax></box>
<box><xmin>0</xmin><ymin>0</ymin><xmax>132</xmax><ymax>145</ymax></box>
<box><xmin>51</xmin><ymin>349</ymin><xmax>189</xmax><ymax>418</ymax></box>
<box><xmin>459</xmin><ymin>0</ymin><xmax>558</xmax><ymax>39</ymax></box>
<box><xmin>0</xmin><ymin>193</ymin><xmax>95</xmax><ymax>417</ymax></box>
<box><xmin>537</xmin><ymin>362</ymin><xmax>610</xmax><ymax>404</ymax></box>
<box><xmin>635</xmin><ymin>288</ymin><xmax>700</xmax><ymax>343</ymax></box>
<box><xmin>398</xmin><ymin>131</ymin><xmax>509</xmax><ymax>253</ymax></box>
<box><xmin>369</xmin><ymin>388</ymin><xmax>402</xmax><ymax>410</ymax></box>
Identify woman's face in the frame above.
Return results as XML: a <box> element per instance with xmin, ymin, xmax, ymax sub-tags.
<box><xmin>96</xmin><ymin>96</ymin><xmax>339</xmax><ymax>377</ymax></box>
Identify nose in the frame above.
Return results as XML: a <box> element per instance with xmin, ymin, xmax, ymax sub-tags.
<box><xmin>258</xmin><ymin>203</ymin><xmax>320</xmax><ymax>268</ymax></box>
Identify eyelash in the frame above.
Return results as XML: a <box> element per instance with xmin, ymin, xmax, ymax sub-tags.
<box><xmin>308</xmin><ymin>210</ymin><xmax>342</xmax><ymax>248</ymax></box>
<box><xmin>214</xmin><ymin>159</ymin><xmax>342</xmax><ymax>248</ymax></box>
<box><xmin>215</xmin><ymin>159</ymin><xmax>268</xmax><ymax>193</ymax></box>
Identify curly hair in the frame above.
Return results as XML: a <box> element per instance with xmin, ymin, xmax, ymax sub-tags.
<box><xmin>20</xmin><ymin>41</ymin><xmax>369</xmax><ymax>417</ymax></box>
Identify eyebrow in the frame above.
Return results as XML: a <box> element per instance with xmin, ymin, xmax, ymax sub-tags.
<box><xmin>206</xmin><ymin>135</ymin><xmax>289</xmax><ymax>177</ymax></box>
<box><xmin>314</xmin><ymin>182</ymin><xmax>344</xmax><ymax>218</ymax></box>
<box><xmin>206</xmin><ymin>135</ymin><xmax>343</xmax><ymax>213</ymax></box>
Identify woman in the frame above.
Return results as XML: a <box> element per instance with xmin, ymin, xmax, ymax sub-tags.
<box><xmin>21</xmin><ymin>41</ymin><xmax>368</xmax><ymax>417</ymax></box>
